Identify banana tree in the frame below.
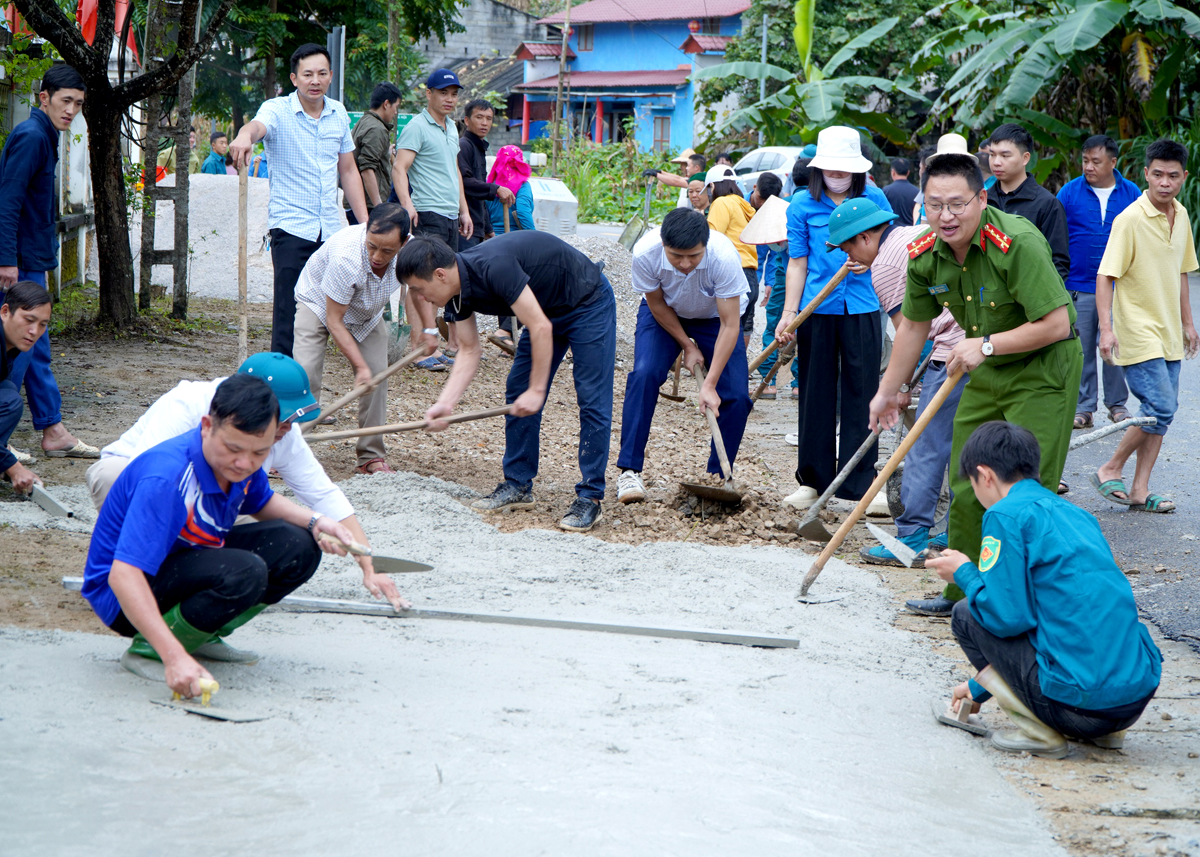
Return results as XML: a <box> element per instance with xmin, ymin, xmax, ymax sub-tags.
<box><xmin>692</xmin><ymin>4</ymin><xmax>920</xmax><ymax>145</ymax></box>
<box><xmin>913</xmin><ymin>0</ymin><xmax>1200</xmax><ymax>159</ymax></box>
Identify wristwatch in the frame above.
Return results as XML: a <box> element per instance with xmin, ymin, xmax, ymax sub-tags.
<box><xmin>307</xmin><ymin>513</ymin><xmax>323</xmax><ymax>535</ymax></box>
<box><xmin>423</xmin><ymin>327</ymin><xmax>439</xmax><ymax>336</ymax></box>
<box><xmin>899</xmin><ymin>383</ymin><xmax>911</xmax><ymax>393</ymax></box>
<box><xmin>981</xmin><ymin>335</ymin><xmax>994</xmax><ymax>357</ymax></box>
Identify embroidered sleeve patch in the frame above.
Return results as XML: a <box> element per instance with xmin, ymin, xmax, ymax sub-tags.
<box><xmin>979</xmin><ymin>536</ymin><xmax>1001</xmax><ymax>572</ymax></box>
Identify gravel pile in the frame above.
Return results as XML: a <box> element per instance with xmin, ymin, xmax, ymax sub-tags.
<box><xmin>563</xmin><ymin>234</ymin><xmax>638</xmax><ymax>360</ymax></box>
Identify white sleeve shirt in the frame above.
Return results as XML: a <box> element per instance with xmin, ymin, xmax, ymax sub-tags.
<box><xmin>630</xmin><ymin>229</ymin><xmax>749</xmax><ymax>319</ymax></box>
<box><xmin>100</xmin><ymin>378</ymin><xmax>354</xmax><ymax>521</ymax></box>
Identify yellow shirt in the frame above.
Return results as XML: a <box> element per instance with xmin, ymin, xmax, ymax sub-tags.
<box><xmin>707</xmin><ymin>194</ymin><xmax>758</xmax><ymax>269</ymax></box>
<box><xmin>1098</xmin><ymin>193</ymin><xmax>1199</xmax><ymax>365</ymax></box>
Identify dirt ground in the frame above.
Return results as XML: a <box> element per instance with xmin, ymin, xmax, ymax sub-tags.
<box><xmin>2</xmin><ymin>297</ymin><xmax>1198</xmax><ymax>856</ymax></box>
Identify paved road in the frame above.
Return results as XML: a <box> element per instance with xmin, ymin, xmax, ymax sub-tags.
<box><xmin>1065</xmin><ymin>276</ymin><xmax>1200</xmax><ymax>653</ymax></box>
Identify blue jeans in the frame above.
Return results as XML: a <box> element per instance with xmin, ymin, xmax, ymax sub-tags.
<box><xmin>617</xmin><ymin>301</ymin><xmax>752</xmax><ymax>475</ymax></box>
<box><xmin>11</xmin><ymin>269</ymin><xmax>62</xmax><ymax>429</ymax></box>
<box><xmin>502</xmin><ymin>277</ymin><xmax>616</xmax><ymax>502</ymax></box>
<box><xmin>896</xmin><ymin>361</ymin><xmax>968</xmax><ymax>537</ymax></box>
<box><xmin>0</xmin><ymin>380</ymin><xmax>26</xmax><ymax>471</ymax></box>
<box><xmin>1124</xmin><ymin>358</ymin><xmax>1180</xmax><ymax>436</ymax></box>
<box><xmin>758</xmin><ymin>277</ymin><xmax>799</xmax><ymax>385</ymax></box>
<box><xmin>1073</xmin><ymin>291</ymin><xmax>1128</xmax><ymax>413</ymax></box>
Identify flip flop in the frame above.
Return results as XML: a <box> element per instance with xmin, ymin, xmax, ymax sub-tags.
<box><xmin>355</xmin><ymin>458</ymin><xmax>394</xmax><ymax>475</ymax></box>
<box><xmin>44</xmin><ymin>440</ymin><xmax>101</xmax><ymax>459</ymax></box>
<box><xmin>759</xmin><ymin>389</ymin><xmax>777</xmax><ymax>400</ymax></box>
<box><xmin>1131</xmin><ymin>494</ymin><xmax>1175</xmax><ymax>513</ymax></box>
<box><xmin>931</xmin><ymin>696</ymin><xmax>989</xmax><ymax>736</ymax></box>
<box><xmin>1073</xmin><ymin>412</ymin><xmax>1093</xmax><ymax>429</ymax></box>
<box><xmin>414</xmin><ymin>356</ymin><xmax>448</xmax><ymax>372</ymax></box>
<box><xmin>488</xmin><ymin>333</ymin><xmax>515</xmax><ymax>356</ymax></box>
<box><xmin>1108</xmin><ymin>405</ymin><xmax>1132</xmax><ymax>423</ymax></box>
<box><xmin>1088</xmin><ymin>472</ymin><xmax>1133</xmax><ymax>505</ymax></box>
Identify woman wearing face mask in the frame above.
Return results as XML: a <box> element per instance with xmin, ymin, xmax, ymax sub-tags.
<box><xmin>774</xmin><ymin>126</ymin><xmax>893</xmax><ymax>513</ymax></box>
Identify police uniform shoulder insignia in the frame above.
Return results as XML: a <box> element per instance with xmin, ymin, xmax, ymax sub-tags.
<box><xmin>907</xmin><ymin>230</ymin><xmax>936</xmax><ymax>259</ymax></box>
<box><xmin>979</xmin><ymin>536</ymin><xmax>1002</xmax><ymax>572</ymax></box>
<box><xmin>981</xmin><ymin>223</ymin><xmax>1013</xmax><ymax>254</ymax></box>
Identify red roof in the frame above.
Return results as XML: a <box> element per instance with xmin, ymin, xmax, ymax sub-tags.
<box><xmin>515</xmin><ymin>69</ymin><xmax>693</xmax><ymax>90</ymax></box>
<box><xmin>680</xmin><ymin>34</ymin><xmax>733</xmax><ymax>53</ymax></box>
<box><xmin>539</xmin><ymin>0</ymin><xmax>750</xmax><ymax>25</ymax></box>
<box><xmin>514</xmin><ymin>42</ymin><xmax>577</xmax><ymax>60</ymax></box>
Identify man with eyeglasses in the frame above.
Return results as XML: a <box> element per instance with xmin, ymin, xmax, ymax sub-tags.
<box><xmin>868</xmin><ymin>151</ymin><xmax>1082</xmax><ymax>618</ymax></box>
<box><xmin>86</xmin><ymin>353</ymin><xmax>410</xmax><ymax>614</ymax></box>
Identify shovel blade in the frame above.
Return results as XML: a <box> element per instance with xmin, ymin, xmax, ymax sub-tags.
<box><xmin>680</xmin><ymin>480</ymin><xmax>743</xmax><ymax>504</ymax></box>
<box><xmin>658</xmin><ymin>391</ymin><xmax>686</xmax><ymax>402</ymax></box>
<box><xmin>796</xmin><ymin>517</ymin><xmax>833</xmax><ymax>543</ymax></box>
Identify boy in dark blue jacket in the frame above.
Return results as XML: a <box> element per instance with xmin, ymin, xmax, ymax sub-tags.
<box><xmin>0</xmin><ymin>63</ymin><xmax>97</xmax><ymax>460</ymax></box>
<box><xmin>929</xmin><ymin>421</ymin><xmax>1160</xmax><ymax>758</ymax></box>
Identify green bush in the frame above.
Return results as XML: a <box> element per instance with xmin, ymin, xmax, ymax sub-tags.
<box><xmin>554</xmin><ymin>138</ymin><xmax>680</xmax><ymax>224</ymax></box>
<box><xmin>1118</xmin><ymin>114</ymin><xmax>1200</xmax><ymax>258</ymax></box>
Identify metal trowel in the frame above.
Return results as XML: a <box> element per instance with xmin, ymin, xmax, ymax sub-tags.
<box><xmin>318</xmin><ymin>534</ymin><xmax>434</xmax><ymax>574</ymax></box>
<box><xmin>865</xmin><ymin>523</ymin><xmax>919</xmax><ymax>568</ymax></box>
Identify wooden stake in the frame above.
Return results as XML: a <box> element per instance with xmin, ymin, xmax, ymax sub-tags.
<box><xmin>798</xmin><ymin>369</ymin><xmax>965</xmax><ymax>597</ymax></box>
<box><xmin>237</xmin><ymin>162</ymin><xmax>248</xmax><ymax>365</ymax></box>
<box><xmin>747</xmin><ymin>263</ymin><xmax>850</xmax><ymax>374</ymax></box>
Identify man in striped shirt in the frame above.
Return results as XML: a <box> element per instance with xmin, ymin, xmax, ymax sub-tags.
<box><xmin>293</xmin><ymin>204</ymin><xmax>410</xmax><ymax>474</ymax></box>
<box><xmin>826</xmin><ymin>198</ymin><xmax>967</xmax><ymax>566</ymax></box>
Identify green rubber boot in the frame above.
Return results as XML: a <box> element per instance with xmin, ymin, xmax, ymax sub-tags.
<box><xmin>120</xmin><ymin>604</ymin><xmax>214</xmax><ymax>682</ymax></box>
<box><xmin>975</xmin><ymin>668</ymin><xmax>1069</xmax><ymax>759</ymax></box>
<box><xmin>193</xmin><ymin>604</ymin><xmax>268</xmax><ymax>665</ymax></box>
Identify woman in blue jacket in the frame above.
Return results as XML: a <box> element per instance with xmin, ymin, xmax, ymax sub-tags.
<box><xmin>774</xmin><ymin>126</ymin><xmax>893</xmax><ymax>510</ymax></box>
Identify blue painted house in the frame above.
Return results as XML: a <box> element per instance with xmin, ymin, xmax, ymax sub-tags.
<box><xmin>514</xmin><ymin>0</ymin><xmax>748</xmax><ymax>152</ymax></box>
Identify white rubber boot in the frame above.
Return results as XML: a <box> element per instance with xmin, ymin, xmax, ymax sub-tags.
<box><xmin>975</xmin><ymin>667</ymin><xmax>1069</xmax><ymax>759</ymax></box>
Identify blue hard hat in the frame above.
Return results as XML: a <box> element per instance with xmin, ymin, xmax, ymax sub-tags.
<box><xmin>238</xmin><ymin>352</ymin><xmax>321</xmax><ymax>423</ymax></box>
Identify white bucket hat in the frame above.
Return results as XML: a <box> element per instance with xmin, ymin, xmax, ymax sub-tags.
<box><xmin>808</xmin><ymin>126</ymin><xmax>872</xmax><ymax>173</ymax></box>
<box><xmin>926</xmin><ymin>132</ymin><xmax>971</xmax><ymax>164</ymax></box>
<box><xmin>704</xmin><ymin>164</ymin><xmax>738</xmax><ymax>188</ymax></box>
<box><xmin>739</xmin><ymin>195</ymin><xmax>790</xmax><ymax>245</ymax></box>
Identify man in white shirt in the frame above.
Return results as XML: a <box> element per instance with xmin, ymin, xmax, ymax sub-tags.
<box><xmin>85</xmin><ymin>352</ymin><xmax>409</xmax><ymax>612</ymax></box>
<box><xmin>293</xmin><ymin>204</ymin><xmax>409</xmax><ymax>474</ymax></box>
<box><xmin>616</xmin><ymin>208</ymin><xmax>751</xmax><ymax>503</ymax></box>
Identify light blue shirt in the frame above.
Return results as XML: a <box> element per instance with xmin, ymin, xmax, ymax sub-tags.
<box><xmin>397</xmin><ymin>108</ymin><xmax>462</xmax><ymax>218</ymax></box>
<box><xmin>787</xmin><ymin>184</ymin><xmax>892</xmax><ymax>315</ymax></box>
<box><xmin>253</xmin><ymin>92</ymin><xmax>355</xmax><ymax>241</ymax></box>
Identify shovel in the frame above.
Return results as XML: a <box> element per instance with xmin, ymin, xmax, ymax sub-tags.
<box><xmin>660</xmin><ymin>352</ymin><xmax>685</xmax><ymax>402</ymax></box>
<box><xmin>301</xmin><ymin>344</ymin><xmax>433</xmax><ymax>434</ymax></box>
<box><xmin>794</xmin><ymin>350</ymin><xmax>935</xmax><ymax>542</ymax></box>
<box><xmin>305</xmin><ymin>405</ymin><xmax>511</xmax><ymax>442</ymax></box>
<box><xmin>747</xmin><ymin>262</ymin><xmax>851</xmax><ymax>376</ymax></box>
<box><xmin>618</xmin><ymin>180</ymin><xmax>655</xmax><ymax>251</ymax></box>
<box><xmin>317</xmin><ymin>533</ymin><xmax>434</xmax><ymax>574</ymax></box>
<box><xmin>679</xmin><ymin>363</ymin><xmax>743</xmax><ymax>504</ymax></box>
<box><xmin>799</xmin><ymin>368</ymin><xmax>965</xmax><ymax>598</ymax></box>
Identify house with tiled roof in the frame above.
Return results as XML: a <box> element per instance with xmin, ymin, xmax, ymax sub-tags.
<box><xmin>513</xmin><ymin>0</ymin><xmax>749</xmax><ymax>152</ymax></box>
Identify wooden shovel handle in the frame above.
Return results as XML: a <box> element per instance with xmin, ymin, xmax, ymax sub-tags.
<box><xmin>799</xmin><ymin>369</ymin><xmax>965</xmax><ymax>597</ymax></box>
<box><xmin>747</xmin><ymin>262</ymin><xmax>851</xmax><ymax>374</ymax></box>
<box><xmin>693</xmin><ymin>364</ymin><xmax>733</xmax><ymax>482</ymax></box>
<box><xmin>305</xmin><ymin>405</ymin><xmax>511</xmax><ymax>442</ymax></box>
<box><xmin>302</xmin><ymin>344</ymin><xmax>432</xmax><ymax>434</ymax></box>
<box><xmin>751</xmin><ymin>339</ymin><xmax>796</xmax><ymax>403</ymax></box>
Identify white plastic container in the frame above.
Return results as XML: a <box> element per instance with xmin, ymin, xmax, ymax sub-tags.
<box><xmin>528</xmin><ymin>177</ymin><xmax>578</xmax><ymax>237</ymax></box>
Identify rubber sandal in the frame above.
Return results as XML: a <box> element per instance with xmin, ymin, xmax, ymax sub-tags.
<box><xmin>436</xmin><ymin>354</ymin><xmax>455</xmax><ymax>366</ymax></box>
<box><xmin>355</xmin><ymin>458</ymin><xmax>394</xmax><ymax>474</ymax></box>
<box><xmin>1088</xmin><ymin>471</ymin><xmax>1133</xmax><ymax>505</ymax></box>
<box><xmin>1131</xmin><ymin>494</ymin><xmax>1175</xmax><ymax>513</ymax></box>
<box><xmin>1057</xmin><ymin>480</ymin><xmax>1069</xmax><ymax>495</ymax></box>
<box><xmin>44</xmin><ymin>439</ymin><xmax>101</xmax><ymax>459</ymax></box>
<box><xmin>443</xmin><ymin>349</ymin><xmax>458</xmax><ymax>359</ymax></box>
<box><xmin>931</xmin><ymin>696</ymin><xmax>989</xmax><ymax>736</ymax></box>
<box><xmin>414</xmin><ymin>356</ymin><xmax>448</xmax><ymax>371</ymax></box>
<box><xmin>759</xmin><ymin>388</ymin><xmax>777</xmax><ymax>400</ymax></box>
<box><xmin>488</xmin><ymin>333</ymin><xmax>515</xmax><ymax>356</ymax></box>
<box><xmin>1073</xmin><ymin>412</ymin><xmax>1093</xmax><ymax>429</ymax></box>
<box><xmin>1108</xmin><ymin>405</ymin><xmax>1132</xmax><ymax>423</ymax></box>
<box><xmin>790</xmin><ymin>388</ymin><xmax>800</xmax><ymax>399</ymax></box>
<box><xmin>6</xmin><ymin>444</ymin><xmax>35</xmax><ymax>465</ymax></box>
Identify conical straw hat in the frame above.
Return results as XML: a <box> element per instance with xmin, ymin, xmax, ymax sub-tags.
<box><xmin>740</xmin><ymin>194</ymin><xmax>790</xmax><ymax>245</ymax></box>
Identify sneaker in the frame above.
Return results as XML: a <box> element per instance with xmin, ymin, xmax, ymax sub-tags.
<box><xmin>618</xmin><ymin>470</ymin><xmax>646</xmax><ymax>504</ymax></box>
<box><xmin>784</xmin><ymin>433</ymin><xmax>799</xmax><ymax>447</ymax></box>
<box><xmin>559</xmin><ymin>497</ymin><xmax>602</xmax><ymax>532</ymax></box>
<box><xmin>904</xmin><ymin>596</ymin><xmax>956</xmax><ymax>617</ymax></box>
<box><xmin>865</xmin><ymin>487</ymin><xmax>891</xmax><ymax>518</ymax></box>
<box><xmin>471</xmin><ymin>482</ymin><xmax>535</xmax><ymax>513</ymax></box>
<box><xmin>782</xmin><ymin>485</ymin><xmax>818</xmax><ymax>510</ymax></box>
<box><xmin>928</xmin><ymin>530</ymin><xmax>948</xmax><ymax>550</ymax></box>
<box><xmin>861</xmin><ymin>527</ymin><xmax>929</xmax><ymax>567</ymax></box>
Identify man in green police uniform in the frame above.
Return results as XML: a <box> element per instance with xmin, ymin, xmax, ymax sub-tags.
<box><xmin>869</xmin><ymin>152</ymin><xmax>1083</xmax><ymax>617</ymax></box>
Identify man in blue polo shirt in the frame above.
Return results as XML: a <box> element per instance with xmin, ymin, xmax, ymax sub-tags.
<box><xmin>82</xmin><ymin>374</ymin><xmax>357</xmax><ymax>699</ymax></box>
<box><xmin>1057</xmin><ymin>134</ymin><xmax>1141</xmax><ymax>429</ymax></box>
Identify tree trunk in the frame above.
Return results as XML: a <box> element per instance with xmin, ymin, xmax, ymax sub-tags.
<box><xmin>264</xmin><ymin>0</ymin><xmax>278</xmax><ymax>100</ymax></box>
<box><xmin>87</xmin><ymin>100</ymin><xmax>137</xmax><ymax>327</ymax></box>
<box><xmin>387</xmin><ymin>0</ymin><xmax>400</xmax><ymax>81</ymax></box>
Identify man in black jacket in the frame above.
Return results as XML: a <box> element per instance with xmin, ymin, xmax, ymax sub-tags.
<box><xmin>987</xmin><ymin>123</ymin><xmax>1071</xmax><ymax>284</ymax></box>
<box><xmin>458</xmin><ymin>99</ymin><xmax>515</xmax><ymax>249</ymax></box>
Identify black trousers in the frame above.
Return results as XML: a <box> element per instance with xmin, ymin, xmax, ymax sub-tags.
<box><xmin>739</xmin><ymin>267</ymin><xmax>758</xmax><ymax>334</ymax></box>
<box><xmin>793</xmin><ymin>311</ymin><xmax>881</xmax><ymax>499</ymax></box>
<box><xmin>951</xmin><ymin>600</ymin><xmax>1153</xmax><ymax>740</ymax></box>
<box><xmin>270</xmin><ymin>229</ymin><xmax>324</xmax><ymax>356</ymax></box>
<box><xmin>108</xmin><ymin>521</ymin><xmax>321</xmax><ymax>637</ymax></box>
